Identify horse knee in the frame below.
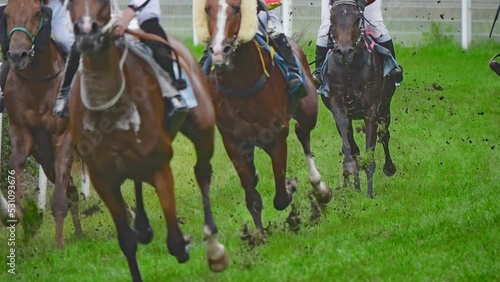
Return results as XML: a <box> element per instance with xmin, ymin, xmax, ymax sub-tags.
<box><xmin>9</xmin><ymin>152</ymin><xmax>27</xmax><ymax>171</ymax></box>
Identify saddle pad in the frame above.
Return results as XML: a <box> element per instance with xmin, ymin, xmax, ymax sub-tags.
<box><xmin>124</xmin><ymin>39</ymin><xmax>198</xmax><ymax>109</ymax></box>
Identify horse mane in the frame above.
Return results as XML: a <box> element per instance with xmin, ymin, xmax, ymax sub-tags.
<box><xmin>193</xmin><ymin>0</ymin><xmax>258</xmax><ymax>44</ymax></box>
<box><xmin>0</xmin><ymin>6</ymin><xmax>8</xmax><ymax>59</ymax></box>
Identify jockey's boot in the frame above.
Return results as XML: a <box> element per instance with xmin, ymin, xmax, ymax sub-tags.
<box><xmin>0</xmin><ymin>60</ymin><xmax>10</xmax><ymax>113</ymax></box>
<box><xmin>140</xmin><ymin>18</ymin><xmax>187</xmax><ymax>92</ymax></box>
<box><xmin>53</xmin><ymin>42</ymin><xmax>80</xmax><ymax>118</ymax></box>
<box><xmin>140</xmin><ymin>18</ymin><xmax>188</xmax><ymax>135</ymax></box>
<box><xmin>312</xmin><ymin>45</ymin><xmax>329</xmax><ymax>88</ymax></box>
<box><xmin>272</xmin><ymin>33</ymin><xmax>304</xmax><ymax>94</ymax></box>
<box><xmin>378</xmin><ymin>39</ymin><xmax>403</xmax><ymax>83</ymax></box>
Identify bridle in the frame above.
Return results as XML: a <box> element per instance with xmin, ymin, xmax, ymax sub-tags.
<box><xmin>328</xmin><ymin>0</ymin><xmax>366</xmax><ymax>54</ymax></box>
<box><xmin>6</xmin><ymin>2</ymin><xmax>63</xmax><ymax>81</ymax></box>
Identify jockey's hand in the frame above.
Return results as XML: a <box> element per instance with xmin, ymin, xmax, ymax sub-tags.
<box><xmin>112</xmin><ymin>7</ymin><xmax>135</xmax><ymax>36</ymax></box>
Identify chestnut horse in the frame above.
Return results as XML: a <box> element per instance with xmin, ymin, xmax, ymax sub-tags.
<box><xmin>321</xmin><ymin>0</ymin><xmax>397</xmax><ymax>197</ymax></box>
<box><xmin>66</xmin><ymin>0</ymin><xmax>227</xmax><ymax>280</ymax></box>
<box><xmin>194</xmin><ymin>0</ymin><xmax>332</xmax><ymax>236</ymax></box>
<box><xmin>0</xmin><ymin>0</ymin><xmax>83</xmax><ymax>247</ymax></box>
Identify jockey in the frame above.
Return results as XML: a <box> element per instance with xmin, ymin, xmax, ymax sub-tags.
<box><xmin>199</xmin><ymin>0</ymin><xmax>302</xmax><ymax>93</ymax></box>
<box><xmin>0</xmin><ymin>0</ymin><xmax>74</xmax><ymax>113</ymax></box>
<box><xmin>313</xmin><ymin>0</ymin><xmax>404</xmax><ymax>87</ymax></box>
<box><xmin>53</xmin><ymin>0</ymin><xmax>187</xmax><ymax>118</ymax></box>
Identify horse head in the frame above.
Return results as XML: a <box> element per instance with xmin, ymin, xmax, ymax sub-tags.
<box><xmin>67</xmin><ymin>0</ymin><xmax>112</xmax><ymax>55</ymax></box>
<box><xmin>194</xmin><ymin>0</ymin><xmax>258</xmax><ymax>67</ymax></box>
<box><xmin>329</xmin><ymin>0</ymin><xmax>366</xmax><ymax>65</ymax></box>
<box><xmin>2</xmin><ymin>0</ymin><xmax>52</xmax><ymax>71</ymax></box>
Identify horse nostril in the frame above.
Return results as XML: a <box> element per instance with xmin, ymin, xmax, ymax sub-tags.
<box><xmin>208</xmin><ymin>46</ymin><xmax>214</xmax><ymax>55</ymax></box>
<box><xmin>19</xmin><ymin>51</ymin><xmax>28</xmax><ymax>59</ymax></box>
<box><xmin>6</xmin><ymin>51</ymin><xmax>12</xmax><ymax>59</ymax></box>
<box><xmin>223</xmin><ymin>45</ymin><xmax>231</xmax><ymax>55</ymax></box>
<box><xmin>74</xmin><ymin>22</ymin><xmax>81</xmax><ymax>35</ymax></box>
<box><xmin>91</xmin><ymin>22</ymin><xmax>99</xmax><ymax>34</ymax></box>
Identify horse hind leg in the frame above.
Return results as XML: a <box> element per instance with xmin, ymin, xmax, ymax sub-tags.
<box><xmin>364</xmin><ymin>114</ymin><xmax>379</xmax><ymax>198</ymax></box>
<box><xmin>294</xmin><ymin>122</ymin><xmax>332</xmax><ymax>204</ymax></box>
<box><xmin>67</xmin><ymin>181</ymin><xmax>82</xmax><ymax>237</ymax></box>
<box><xmin>181</xmin><ymin>121</ymin><xmax>227</xmax><ymax>272</ymax></box>
<box><xmin>133</xmin><ymin>181</ymin><xmax>153</xmax><ymax>244</ymax></box>
<box><xmin>378</xmin><ymin>110</ymin><xmax>396</xmax><ymax>177</ymax></box>
<box><xmin>90</xmin><ymin>171</ymin><xmax>142</xmax><ymax>281</ymax></box>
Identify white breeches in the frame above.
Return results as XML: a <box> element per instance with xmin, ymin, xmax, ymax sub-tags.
<box><xmin>47</xmin><ymin>0</ymin><xmax>74</xmax><ymax>53</ymax></box>
<box><xmin>135</xmin><ymin>0</ymin><xmax>161</xmax><ymax>25</ymax></box>
<box><xmin>317</xmin><ymin>0</ymin><xmax>391</xmax><ymax>47</ymax></box>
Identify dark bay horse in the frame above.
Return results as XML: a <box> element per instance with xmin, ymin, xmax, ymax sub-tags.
<box><xmin>195</xmin><ymin>0</ymin><xmax>332</xmax><ymax>236</ymax></box>
<box><xmin>0</xmin><ymin>0</ymin><xmax>82</xmax><ymax>247</ymax></box>
<box><xmin>67</xmin><ymin>0</ymin><xmax>227</xmax><ymax>280</ymax></box>
<box><xmin>322</xmin><ymin>0</ymin><xmax>397</xmax><ymax>197</ymax></box>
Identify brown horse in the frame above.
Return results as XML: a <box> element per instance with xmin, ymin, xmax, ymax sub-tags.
<box><xmin>194</xmin><ymin>0</ymin><xmax>332</xmax><ymax>236</ymax></box>
<box><xmin>0</xmin><ymin>0</ymin><xmax>82</xmax><ymax>247</ymax></box>
<box><xmin>66</xmin><ymin>0</ymin><xmax>228</xmax><ymax>280</ymax></box>
<box><xmin>321</xmin><ymin>0</ymin><xmax>397</xmax><ymax>197</ymax></box>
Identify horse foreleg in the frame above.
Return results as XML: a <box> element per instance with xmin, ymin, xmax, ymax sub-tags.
<box><xmin>181</xmin><ymin>120</ymin><xmax>228</xmax><ymax>272</ymax></box>
<box><xmin>52</xmin><ymin>132</ymin><xmax>80</xmax><ymax>248</ymax></box>
<box><xmin>133</xmin><ymin>180</ymin><xmax>153</xmax><ymax>244</ymax></box>
<box><xmin>221</xmin><ymin>135</ymin><xmax>263</xmax><ymax>233</ymax></box>
<box><xmin>294</xmin><ymin>119</ymin><xmax>332</xmax><ymax>204</ymax></box>
<box><xmin>328</xmin><ymin>98</ymin><xmax>361</xmax><ymax>190</ymax></box>
<box><xmin>90</xmin><ymin>170</ymin><xmax>142</xmax><ymax>282</ymax></box>
<box><xmin>8</xmin><ymin>126</ymin><xmax>33</xmax><ymax>220</ymax></box>
<box><xmin>364</xmin><ymin>109</ymin><xmax>379</xmax><ymax>198</ymax></box>
<box><xmin>80</xmin><ymin>163</ymin><xmax>91</xmax><ymax>199</ymax></box>
<box><xmin>153</xmin><ymin>161</ymin><xmax>191</xmax><ymax>263</ymax></box>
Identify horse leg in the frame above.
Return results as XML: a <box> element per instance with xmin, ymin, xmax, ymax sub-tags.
<box><xmin>264</xmin><ymin>134</ymin><xmax>295</xmax><ymax>211</ymax></box>
<box><xmin>80</xmin><ymin>163</ymin><xmax>91</xmax><ymax>199</ymax></box>
<box><xmin>8</xmin><ymin>126</ymin><xmax>34</xmax><ymax>220</ymax></box>
<box><xmin>153</xmin><ymin>162</ymin><xmax>191</xmax><ymax>263</ymax></box>
<box><xmin>133</xmin><ymin>180</ymin><xmax>153</xmax><ymax>244</ymax></box>
<box><xmin>378</xmin><ymin>98</ymin><xmax>396</xmax><ymax>177</ymax></box>
<box><xmin>52</xmin><ymin>132</ymin><xmax>81</xmax><ymax>248</ymax></box>
<box><xmin>90</xmin><ymin>171</ymin><xmax>142</xmax><ymax>282</ymax></box>
<box><xmin>221</xmin><ymin>136</ymin><xmax>263</xmax><ymax>233</ymax></box>
<box><xmin>364</xmin><ymin>108</ymin><xmax>379</xmax><ymax>198</ymax></box>
<box><xmin>67</xmin><ymin>181</ymin><xmax>82</xmax><ymax>237</ymax></box>
<box><xmin>327</xmin><ymin>98</ymin><xmax>361</xmax><ymax>190</ymax></box>
<box><xmin>180</xmin><ymin>119</ymin><xmax>228</xmax><ymax>272</ymax></box>
<box><xmin>294</xmin><ymin>109</ymin><xmax>332</xmax><ymax>204</ymax></box>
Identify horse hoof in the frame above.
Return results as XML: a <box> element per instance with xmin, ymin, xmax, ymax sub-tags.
<box><xmin>313</xmin><ymin>182</ymin><xmax>333</xmax><ymax>204</ymax></box>
<box><xmin>383</xmin><ymin>163</ymin><xmax>396</xmax><ymax>177</ymax></box>
<box><xmin>137</xmin><ymin>227</ymin><xmax>153</xmax><ymax>244</ymax></box>
<box><xmin>208</xmin><ymin>251</ymin><xmax>229</xmax><ymax>272</ymax></box>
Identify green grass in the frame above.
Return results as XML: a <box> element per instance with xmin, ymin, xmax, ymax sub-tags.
<box><xmin>0</xmin><ymin>40</ymin><xmax>499</xmax><ymax>281</ymax></box>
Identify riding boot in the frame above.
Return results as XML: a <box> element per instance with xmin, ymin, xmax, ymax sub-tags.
<box><xmin>377</xmin><ymin>39</ymin><xmax>403</xmax><ymax>83</ymax></box>
<box><xmin>53</xmin><ymin>42</ymin><xmax>80</xmax><ymax>118</ymax></box>
<box><xmin>272</xmin><ymin>33</ymin><xmax>303</xmax><ymax>93</ymax></box>
<box><xmin>312</xmin><ymin>45</ymin><xmax>329</xmax><ymax>88</ymax></box>
<box><xmin>0</xmin><ymin>60</ymin><xmax>10</xmax><ymax>113</ymax></box>
<box><xmin>140</xmin><ymin>18</ymin><xmax>187</xmax><ymax>91</ymax></box>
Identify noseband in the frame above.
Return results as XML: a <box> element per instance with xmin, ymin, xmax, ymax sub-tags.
<box><xmin>329</xmin><ymin>0</ymin><xmax>366</xmax><ymax>53</ymax></box>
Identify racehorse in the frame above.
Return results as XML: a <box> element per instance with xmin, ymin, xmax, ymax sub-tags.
<box><xmin>0</xmin><ymin>0</ymin><xmax>83</xmax><ymax>247</ymax></box>
<box><xmin>66</xmin><ymin>0</ymin><xmax>228</xmax><ymax>280</ymax></box>
<box><xmin>321</xmin><ymin>0</ymin><xmax>397</xmax><ymax>197</ymax></box>
<box><xmin>194</xmin><ymin>0</ymin><xmax>332</xmax><ymax>236</ymax></box>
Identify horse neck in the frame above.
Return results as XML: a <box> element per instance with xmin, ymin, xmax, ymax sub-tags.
<box><xmin>80</xmin><ymin>43</ymin><xmax>123</xmax><ymax>102</ymax></box>
<box><xmin>221</xmin><ymin>41</ymin><xmax>264</xmax><ymax>84</ymax></box>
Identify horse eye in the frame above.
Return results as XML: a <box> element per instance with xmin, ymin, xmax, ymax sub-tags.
<box><xmin>205</xmin><ymin>6</ymin><xmax>211</xmax><ymax>14</ymax></box>
<box><xmin>233</xmin><ymin>5</ymin><xmax>240</xmax><ymax>14</ymax></box>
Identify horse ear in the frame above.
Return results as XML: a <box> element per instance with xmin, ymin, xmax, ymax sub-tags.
<box><xmin>357</xmin><ymin>0</ymin><xmax>367</xmax><ymax>10</ymax></box>
<box><xmin>238</xmin><ymin>0</ymin><xmax>258</xmax><ymax>43</ymax></box>
<box><xmin>193</xmin><ymin>0</ymin><xmax>210</xmax><ymax>44</ymax></box>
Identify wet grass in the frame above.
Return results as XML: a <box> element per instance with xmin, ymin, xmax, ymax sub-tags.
<box><xmin>0</xmin><ymin>40</ymin><xmax>498</xmax><ymax>281</ymax></box>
